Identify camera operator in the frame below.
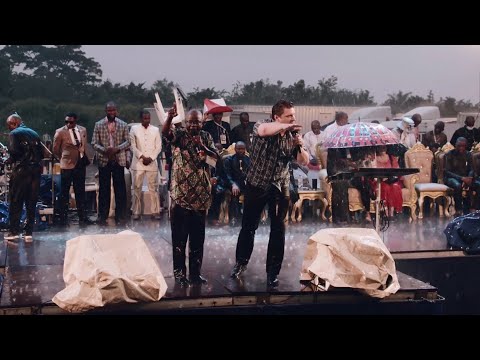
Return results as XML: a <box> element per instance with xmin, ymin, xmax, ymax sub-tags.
<box><xmin>4</xmin><ymin>113</ymin><xmax>43</xmax><ymax>242</ymax></box>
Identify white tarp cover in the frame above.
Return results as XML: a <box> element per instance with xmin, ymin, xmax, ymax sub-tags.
<box><xmin>403</xmin><ymin>106</ymin><xmax>440</xmax><ymax>121</ymax></box>
<box><xmin>52</xmin><ymin>230</ymin><xmax>168</xmax><ymax>313</ymax></box>
<box><xmin>300</xmin><ymin>228</ymin><xmax>400</xmax><ymax>298</ymax></box>
<box><xmin>348</xmin><ymin>106</ymin><xmax>392</xmax><ymax>123</ymax></box>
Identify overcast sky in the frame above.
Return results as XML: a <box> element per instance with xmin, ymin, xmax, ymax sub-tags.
<box><xmin>81</xmin><ymin>45</ymin><xmax>480</xmax><ymax>104</ymax></box>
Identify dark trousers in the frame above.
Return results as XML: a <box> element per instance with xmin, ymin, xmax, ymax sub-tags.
<box><xmin>60</xmin><ymin>166</ymin><xmax>86</xmax><ymax>221</ymax></box>
<box><xmin>9</xmin><ymin>165</ymin><xmax>41</xmax><ymax>233</ymax></box>
<box><xmin>171</xmin><ymin>204</ymin><xmax>207</xmax><ymax>278</ymax></box>
<box><xmin>235</xmin><ymin>184</ymin><xmax>289</xmax><ymax>275</ymax></box>
<box><xmin>229</xmin><ymin>194</ymin><xmax>243</xmax><ymax>221</ymax></box>
<box><xmin>446</xmin><ymin>178</ymin><xmax>480</xmax><ymax>212</ymax></box>
<box><xmin>208</xmin><ymin>186</ymin><xmax>224</xmax><ymax>221</ymax></box>
<box><xmin>331</xmin><ymin>179</ymin><xmax>350</xmax><ymax>223</ymax></box>
<box><xmin>98</xmin><ymin>162</ymin><xmax>127</xmax><ymax>221</ymax></box>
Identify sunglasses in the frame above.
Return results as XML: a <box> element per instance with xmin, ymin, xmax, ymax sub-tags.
<box><xmin>65</xmin><ymin>120</ymin><xmax>75</xmax><ymax>124</ymax></box>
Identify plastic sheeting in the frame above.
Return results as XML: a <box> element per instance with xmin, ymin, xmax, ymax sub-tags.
<box><xmin>444</xmin><ymin>211</ymin><xmax>480</xmax><ymax>253</ymax></box>
<box><xmin>53</xmin><ymin>230</ymin><xmax>168</xmax><ymax>313</ymax></box>
<box><xmin>300</xmin><ymin>227</ymin><xmax>400</xmax><ymax>298</ymax></box>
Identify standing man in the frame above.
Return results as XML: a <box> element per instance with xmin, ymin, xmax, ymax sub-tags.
<box><xmin>130</xmin><ymin>109</ymin><xmax>162</xmax><ymax>220</ymax></box>
<box><xmin>230</xmin><ymin>112</ymin><xmax>255</xmax><ymax>151</ymax></box>
<box><xmin>450</xmin><ymin>116</ymin><xmax>480</xmax><ymax>151</ymax></box>
<box><xmin>411</xmin><ymin>113</ymin><xmax>422</xmax><ymax>143</ymax></box>
<box><xmin>162</xmin><ymin>106</ymin><xmax>218</xmax><ymax>287</ymax></box>
<box><xmin>303</xmin><ymin>120</ymin><xmax>322</xmax><ymax>160</ymax></box>
<box><xmin>92</xmin><ymin>101</ymin><xmax>130</xmax><ymax>225</ymax></box>
<box><xmin>202</xmin><ymin>112</ymin><xmax>231</xmax><ymax>149</ymax></box>
<box><xmin>230</xmin><ymin>100</ymin><xmax>309</xmax><ymax>288</ymax></box>
<box><xmin>4</xmin><ymin>113</ymin><xmax>43</xmax><ymax>242</ymax></box>
<box><xmin>53</xmin><ymin>112</ymin><xmax>93</xmax><ymax>226</ymax></box>
<box><xmin>321</xmin><ymin>111</ymin><xmax>349</xmax><ymax>140</ymax></box>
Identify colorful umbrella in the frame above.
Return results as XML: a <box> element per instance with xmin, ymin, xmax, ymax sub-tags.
<box><xmin>323</xmin><ymin>122</ymin><xmax>399</xmax><ymax>148</ymax></box>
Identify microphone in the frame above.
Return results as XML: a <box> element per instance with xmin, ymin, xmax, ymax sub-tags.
<box><xmin>291</xmin><ymin>130</ymin><xmax>302</xmax><ymax>152</ymax></box>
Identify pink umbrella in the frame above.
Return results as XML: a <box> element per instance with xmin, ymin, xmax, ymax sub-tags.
<box><xmin>323</xmin><ymin>122</ymin><xmax>399</xmax><ymax>148</ymax></box>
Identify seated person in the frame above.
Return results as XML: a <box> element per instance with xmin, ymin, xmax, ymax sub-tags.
<box><xmin>292</xmin><ymin>160</ymin><xmax>309</xmax><ymax>189</ymax></box>
<box><xmin>422</xmin><ymin>121</ymin><xmax>447</xmax><ymax>152</ymax></box>
<box><xmin>327</xmin><ymin>148</ymin><xmax>357</xmax><ymax>224</ymax></box>
<box><xmin>350</xmin><ymin>147</ymin><xmax>374</xmax><ymax>222</ymax></box>
<box><xmin>371</xmin><ymin>145</ymin><xmax>403</xmax><ymax>219</ymax></box>
<box><xmin>208</xmin><ymin>156</ymin><xmax>227</xmax><ymax>226</ymax></box>
<box><xmin>444</xmin><ymin>137</ymin><xmax>479</xmax><ymax>215</ymax></box>
<box><xmin>307</xmin><ymin>157</ymin><xmax>321</xmax><ymax>189</ymax></box>
<box><xmin>223</xmin><ymin>141</ymin><xmax>250</xmax><ymax>225</ymax></box>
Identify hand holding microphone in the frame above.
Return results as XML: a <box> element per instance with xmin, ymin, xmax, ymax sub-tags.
<box><xmin>290</xmin><ymin>128</ymin><xmax>304</xmax><ymax>150</ymax></box>
<box><xmin>193</xmin><ymin>135</ymin><xmax>205</xmax><ymax>158</ymax></box>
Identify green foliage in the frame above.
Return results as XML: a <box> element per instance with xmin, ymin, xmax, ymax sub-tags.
<box><xmin>1</xmin><ymin>45</ymin><xmax>478</xmax><ymax>138</ymax></box>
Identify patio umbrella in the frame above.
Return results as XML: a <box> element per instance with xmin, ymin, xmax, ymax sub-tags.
<box><xmin>323</xmin><ymin>122</ymin><xmax>401</xmax><ymax>235</ymax></box>
<box><xmin>323</xmin><ymin>122</ymin><xmax>399</xmax><ymax>149</ymax></box>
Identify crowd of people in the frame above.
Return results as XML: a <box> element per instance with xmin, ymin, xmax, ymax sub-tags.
<box><xmin>3</xmin><ymin>101</ymin><xmax>480</xmax><ymax>289</ymax></box>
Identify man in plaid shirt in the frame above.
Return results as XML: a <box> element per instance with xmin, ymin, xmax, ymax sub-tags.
<box><xmin>92</xmin><ymin>101</ymin><xmax>130</xmax><ymax>225</ymax></box>
<box><xmin>230</xmin><ymin>100</ymin><xmax>309</xmax><ymax>288</ymax></box>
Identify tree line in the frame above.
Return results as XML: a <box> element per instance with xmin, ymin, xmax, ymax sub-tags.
<box><xmin>0</xmin><ymin>45</ymin><xmax>478</xmax><ymax>138</ymax></box>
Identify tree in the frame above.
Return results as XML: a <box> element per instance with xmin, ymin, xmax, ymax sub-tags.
<box><xmin>0</xmin><ymin>56</ymin><xmax>13</xmax><ymax>97</ymax></box>
<box><xmin>0</xmin><ymin>45</ymin><xmax>102</xmax><ymax>89</ymax></box>
<box><xmin>427</xmin><ymin>90</ymin><xmax>435</xmax><ymax>104</ymax></box>
<box><xmin>383</xmin><ymin>91</ymin><xmax>412</xmax><ymax>114</ymax></box>
<box><xmin>317</xmin><ymin>76</ymin><xmax>338</xmax><ymax>105</ymax></box>
<box><xmin>151</xmin><ymin>78</ymin><xmax>179</xmax><ymax>108</ymax></box>
<box><xmin>188</xmin><ymin>87</ymin><xmax>227</xmax><ymax>109</ymax></box>
<box><xmin>228</xmin><ymin>79</ymin><xmax>284</xmax><ymax>105</ymax></box>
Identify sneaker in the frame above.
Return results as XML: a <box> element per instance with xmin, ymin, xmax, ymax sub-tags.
<box><xmin>189</xmin><ymin>275</ymin><xmax>208</xmax><ymax>285</ymax></box>
<box><xmin>267</xmin><ymin>273</ymin><xmax>279</xmax><ymax>288</ymax></box>
<box><xmin>174</xmin><ymin>276</ymin><xmax>190</xmax><ymax>287</ymax></box>
<box><xmin>24</xmin><ymin>232</ymin><xmax>33</xmax><ymax>242</ymax></box>
<box><xmin>4</xmin><ymin>232</ymin><xmax>20</xmax><ymax>241</ymax></box>
<box><xmin>230</xmin><ymin>262</ymin><xmax>248</xmax><ymax>279</ymax></box>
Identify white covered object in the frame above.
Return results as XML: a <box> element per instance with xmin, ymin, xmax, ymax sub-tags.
<box><xmin>403</xmin><ymin>106</ymin><xmax>440</xmax><ymax>121</ymax></box>
<box><xmin>348</xmin><ymin>106</ymin><xmax>392</xmax><ymax>123</ymax></box>
<box><xmin>300</xmin><ymin>228</ymin><xmax>400</xmax><ymax>298</ymax></box>
<box><xmin>52</xmin><ymin>230</ymin><xmax>168</xmax><ymax>313</ymax></box>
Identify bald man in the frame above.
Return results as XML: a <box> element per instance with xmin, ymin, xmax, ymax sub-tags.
<box><xmin>162</xmin><ymin>107</ymin><xmax>218</xmax><ymax>287</ymax></box>
<box><xmin>4</xmin><ymin>113</ymin><xmax>43</xmax><ymax>242</ymax></box>
<box><xmin>303</xmin><ymin>120</ymin><xmax>322</xmax><ymax>160</ymax></box>
<box><xmin>92</xmin><ymin>101</ymin><xmax>130</xmax><ymax>225</ymax></box>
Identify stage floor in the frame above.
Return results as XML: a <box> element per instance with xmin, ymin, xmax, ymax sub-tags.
<box><xmin>0</xmin><ymin>213</ymin><xmax>450</xmax><ymax>314</ymax></box>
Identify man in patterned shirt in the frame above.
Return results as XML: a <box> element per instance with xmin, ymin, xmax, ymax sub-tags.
<box><xmin>162</xmin><ymin>105</ymin><xmax>218</xmax><ymax>287</ymax></box>
<box><xmin>230</xmin><ymin>100</ymin><xmax>309</xmax><ymax>288</ymax></box>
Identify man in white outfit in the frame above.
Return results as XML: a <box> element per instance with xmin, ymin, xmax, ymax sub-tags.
<box><xmin>320</xmin><ymin>111</ymin><xmax>349</xmax><ymax>141</ymax></box>
<box><xmin>303</xmin><ymin>120</ymin><xmax>322</xmax><ymax>160</ymax></box>
<box><xmin>130</xmin><ymin>110</ymin><xmax>162</xmax><ymax>220</ymax></box>
<box><xmin>392</xmin><ymin>117</ymin><xmax>416</xmax><ymax>149</ymax></box>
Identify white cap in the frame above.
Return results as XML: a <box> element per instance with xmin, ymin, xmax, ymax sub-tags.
<box><xmin>397</xmin><ymin>117</ymin><xmax>414</xmax><ymax>130</ymax></box>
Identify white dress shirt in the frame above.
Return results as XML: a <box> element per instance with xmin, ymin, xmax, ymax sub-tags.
<box><xmin>320</xmin><ymin>122</ymin><xmax>345</xmax><ymax>142</ymax></box>
<box><xmin>130</xmin><ymin>124</ymin><xmax>162</xmax><ymax>171</ymax></box>
<box><xmin>68</xmin><ymin>126</ymin><xmax>84</xmax><ymax>158</ymax></box>
<box><xmin>303</xmin><ymin>131</ymin><xmax>323</xmax><ymax>159</ymax></box>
